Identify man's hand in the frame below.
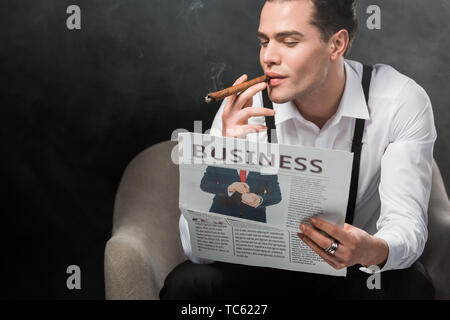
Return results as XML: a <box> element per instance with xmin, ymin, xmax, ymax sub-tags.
<box><xmin>228</xmin><ymin>182</ymin><xmax>250</xmax><ymax>194</ymax></box>
<box><xmin>241</xmin><ymin>193</ymin><xmax>262</xmax><ymax>208</ymax></box>
<box><xmin>222</xmin><ymin>74</ymin><xmax>275</xmax><ymax>138</ymax></box>
<box><xmin>297</xmin><ymin>217</ymin><xmax>389</xmax><ymax>270</ymax></box>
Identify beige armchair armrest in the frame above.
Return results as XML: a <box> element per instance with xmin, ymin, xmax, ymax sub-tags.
<box><xmin>104</xmin><ymin>140</ymin><xmax>185</xmax><ymax>299</ymax></box>
<box><xmin>420</xmin><ymin>159</ymin><xmax>450</xmax><ymax>299</ymax></box>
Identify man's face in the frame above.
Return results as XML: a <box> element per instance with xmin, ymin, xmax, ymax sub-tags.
<box><xmin>258</xmin><ymin>0</ymin><xmax>331</xmax><ymax>103</ymax></box>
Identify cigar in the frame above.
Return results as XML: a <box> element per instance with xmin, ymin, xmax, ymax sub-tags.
<box><xmin>205</xmin><ymin>75</ymin><xmax>269</xmax><ymax>103</ymax></box>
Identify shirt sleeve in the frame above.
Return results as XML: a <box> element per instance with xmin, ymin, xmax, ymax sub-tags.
<box><xmin>373</xmin><ymin>80</ymin><xmax>437</xmax><ymax>272</ymax></box>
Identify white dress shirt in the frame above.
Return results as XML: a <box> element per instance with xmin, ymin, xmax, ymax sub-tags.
<box><xmin>179</xmin><ymin>59</ymin><xmax>437</xmax><ymax>271</ymax></box>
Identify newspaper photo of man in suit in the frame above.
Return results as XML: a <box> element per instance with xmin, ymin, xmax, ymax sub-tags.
<box><xmin>200</xmin><ymin>166</ymin><xmax>282</xmax><ymax>223</ymax></box>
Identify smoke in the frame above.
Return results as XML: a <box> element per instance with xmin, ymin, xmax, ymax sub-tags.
<box><xmin>208</xmin><ymin>62</ymin><xmax>228</xmax><ymax>92</ymax></box>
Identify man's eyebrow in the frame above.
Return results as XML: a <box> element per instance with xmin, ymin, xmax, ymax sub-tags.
<box><xmin>257</xmin><ymin>31</ymin><xmax>305</xmax><ymax>39</ymax></box>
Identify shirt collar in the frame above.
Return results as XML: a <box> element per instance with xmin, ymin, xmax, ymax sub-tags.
<box><xmin>273</xmin><ymin>59</ymin><xmax>370</xmax><ymax>126</ymax></box>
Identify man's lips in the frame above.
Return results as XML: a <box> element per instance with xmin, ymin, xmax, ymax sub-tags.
<box><xmin>269</xmin><ymin>77</ymin><xmax>286</xmax><ymax>86</ymax></box>
<box><xmin>266</xmin><ymin>72</ymin><xmax>287</xmax><ymax>86</ymax></box>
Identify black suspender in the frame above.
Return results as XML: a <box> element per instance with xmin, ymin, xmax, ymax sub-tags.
<box><xmin>345</xmin><ymin>65</ymin><xmax>372</xmax><ymax>224</ymax></box>
<box><xmin>262</xmin><ymin>89</ymin><xmax>277</xmax><ymax>143</ymax></box>
<box><xmin>262</xmin><ymin>64</ymin><xmax>373</xmax><ymax>225</ymax></box>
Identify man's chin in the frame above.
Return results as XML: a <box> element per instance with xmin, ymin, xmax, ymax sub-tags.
<box><xmin>268</xmin><ymin>89</ymin><xmax>292</xmax><ymax>104</ymax></box>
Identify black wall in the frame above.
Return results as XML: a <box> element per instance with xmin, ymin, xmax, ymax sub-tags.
<box><xmin>1</xmin><ymin>0</ymin><xmax>448</xmax><ymax>299</ymax></box>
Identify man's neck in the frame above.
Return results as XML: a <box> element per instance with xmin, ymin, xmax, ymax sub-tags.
<box><xmin>293</xmin><ymin>60</ymin><xmax>346</xmax><ymax>130</ymax></box>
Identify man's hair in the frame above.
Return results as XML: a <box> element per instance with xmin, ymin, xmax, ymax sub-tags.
<box><xmin>266</xmin><ymin>0</ymin><xmax>358</xmax><ymax>56</ymax></box>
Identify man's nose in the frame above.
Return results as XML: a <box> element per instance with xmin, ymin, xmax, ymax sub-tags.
<box><xmin>262</xmin><ymin>42</ymin><xmax>281</xmax><ymax>66</ymax></box>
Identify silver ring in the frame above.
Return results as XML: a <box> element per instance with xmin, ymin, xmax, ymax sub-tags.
<box><xmin>325</xmin><ymin>239</ymin><xmax>339</xmax><ymax>255</ymax></box>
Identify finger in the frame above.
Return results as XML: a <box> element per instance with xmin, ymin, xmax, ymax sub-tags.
<box><xmin>301</xmin><ymin>223</ymin><xmax>349</xmax><ymax>262</ymax></box>
<box><xmin>237</xmin><ymin>107</ymin><xmax>275</xmax><ymax>123</ymax></box>
<box><xmin>233</xmin><ymin>74</ymin><xmax>248</xmax><ymax>86</ymax></box>
<box><xmin>239</xmin><ymin>182</ymin><xmax>249</xmax><ymax>191</ymax></box>
<box><xmin>240</xmin><ymin>185</ymin><xmax>248</xmax><ymax>194</ymax></box>
<box><xmin>229</xmin><ymin>74</ymin><xmax>250</xmax><ymax>106</ymax></box>
<box><xmin>226</xmin><ymin>124</ymin><xmax>268</xmax><ymax>138</ymax></box>
<box><xmin>242</xmin><ymin>96</ymin><xmax>253</xmax><ymax>110</ymax></box>
<box><xmin>300</xmin><ymin>223</ymin><xmax>334</xmax><ymax>251</ymax></box>
<box><xmin>237</xmin><ymin>185</ymin><xmax>246</xmax><ymax>194</ymax></box>
<box><xmin>310</xmin><ymin>217</ymin><xmax>349</xmax><ymax>245</ymax></box>
<box><xmin>233</xmin><ymin>81</ymin><xmax>267</xmax><ymax>111</ymax></box>
<box><xmin>299</xmin><ymin>235</ymin><xmax>341</xmax><ymax>268</ymax></box>
<box><xmin>248</xmin><ymin>197</ymin><xmax>258</xmax><ymax>207</ymax></box>
<box><xmin>223</xmin><ymin>74</ymin><xmax>248</xmax><ymax>116</ymax></box>
<box><xmin>243</xmin><ymin>183</ymin><xmax>250</xmax><ymax>193</ymax></box>
<box><xmin>298</xmin><ymin>234</ymin><xmax>344</xmax><ymax>269</ymax></box>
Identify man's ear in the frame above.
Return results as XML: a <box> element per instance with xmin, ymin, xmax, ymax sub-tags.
<box><xmin>329</xmin><ymin>29</ymin><xmax>349</xmax><ymax>60</ymax></box>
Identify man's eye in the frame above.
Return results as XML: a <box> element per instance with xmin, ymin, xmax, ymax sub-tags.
<box><xmin>285</xmin><ymin>42</ymin><xmax>298</xmax><ymax>47</ymax></box>
<box><xmin>259</xmin><ymin>42</ymin><xmax>269</xmax><ymax>47</ymax></box>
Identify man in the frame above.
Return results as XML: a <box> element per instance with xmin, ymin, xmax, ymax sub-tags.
<box><xmin>161</xmin><ymin>0</ymin><xmax>436</xmax><ymax>299</ymax></box>
<box><xmin>200</xmin><ymin>166</ymin><xmax>282</xmax><ymax>223</ymax></box>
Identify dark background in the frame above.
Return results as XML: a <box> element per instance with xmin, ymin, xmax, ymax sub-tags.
<box><xmin>1</xmin><ymin>0</ymin><xmax>448</xmax><ymax>299</ymax></box>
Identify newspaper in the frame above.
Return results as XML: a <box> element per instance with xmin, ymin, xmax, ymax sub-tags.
<box><xmin>178</xmin><ymin>132</ymin><xmax>354</xmax><ymax>276</ymax></box>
